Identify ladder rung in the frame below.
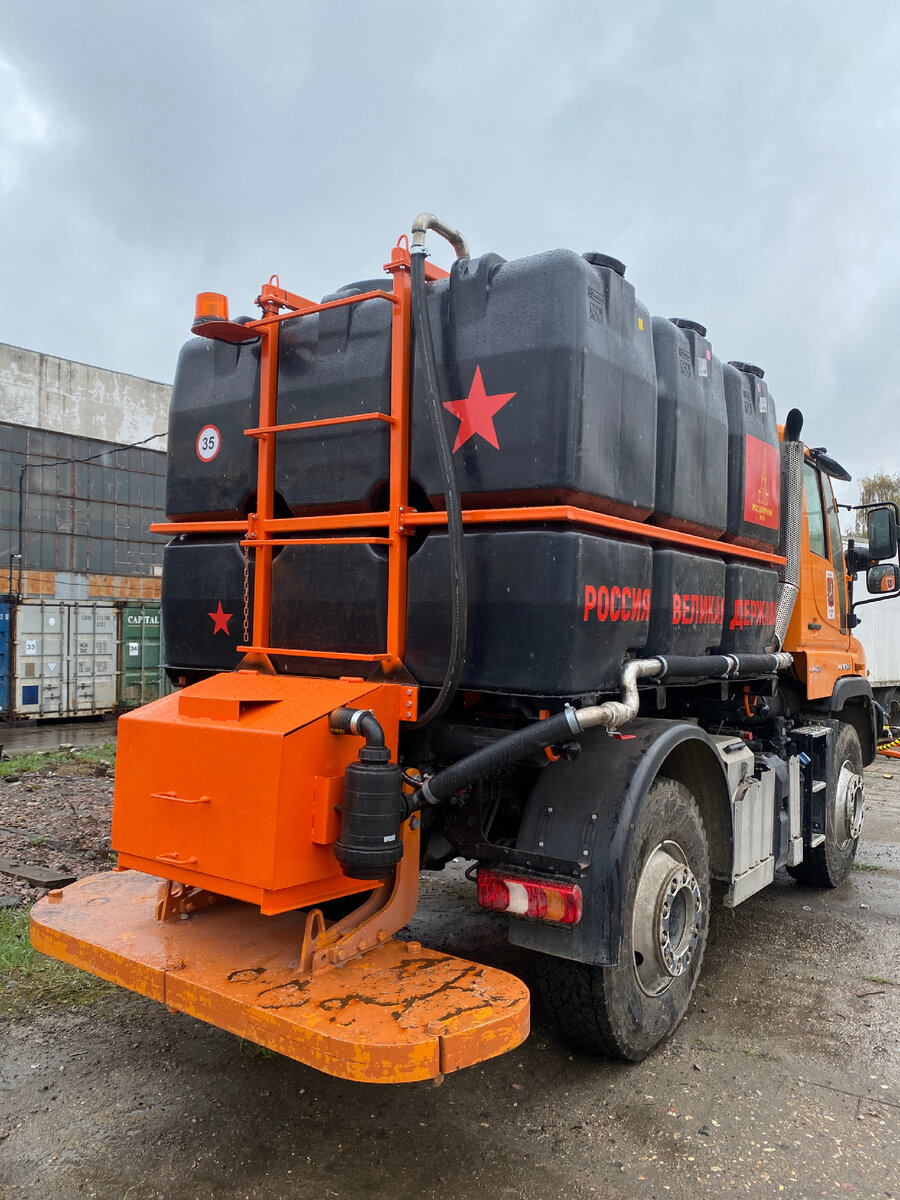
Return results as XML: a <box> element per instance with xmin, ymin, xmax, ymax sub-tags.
<box><xmin>245</xmin><ymin>413</ymin><xmax>393</xmax><ymax>438</ymax></box>
<box><xmin>240</xmin><ymin>537</ymin><xmax>391</xmax><ymax>548</ymax></box>
<box><xmin>238</xmin><ymin>645</ymin><xmax>391</xmax><ymax>664</ymax></box>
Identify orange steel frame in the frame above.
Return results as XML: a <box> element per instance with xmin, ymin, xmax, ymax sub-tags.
<box><xmin>151</xmin><ymin>236</ymin><xmax>786</xmax><ymax>675</ymax></box>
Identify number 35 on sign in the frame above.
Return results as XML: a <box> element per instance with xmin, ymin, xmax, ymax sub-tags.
<box><xmin>196</xmin><ymin>425</ymin><xmax>221</xmax><ymax>462</ymax></box>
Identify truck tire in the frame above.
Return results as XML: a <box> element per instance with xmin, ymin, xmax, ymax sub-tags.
<box><xmin>787</xmin><ymin>722</ymin><xmax>864</xmax><ymax>888</ymax></box>
<box><xmin>535</xmin><ymin>777</ymin><xmax>709</xmax><ymax>1062</ymax></box>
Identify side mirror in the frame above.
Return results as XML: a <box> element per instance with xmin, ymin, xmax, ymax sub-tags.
<box><xmin>867</xmin><ymin>507</ymin><xmax>898</xmax><ymax>562</ymax></box>
<box><xmin>867</xmin><ymin>563</ymin><xmax>900</xmax><ymax>594</ymax></box>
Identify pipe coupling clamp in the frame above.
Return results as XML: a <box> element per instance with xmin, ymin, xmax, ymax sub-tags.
<box><xmin>564</xmin><ymin>704</ymin><xmax>582</xmax><ymax>735</ymax></box>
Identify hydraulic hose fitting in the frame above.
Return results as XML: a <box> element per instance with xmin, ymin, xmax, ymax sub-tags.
<box><xmin>329</xmin><ymin>706</ymin><xmax>387</xmax><ymax>761</ymax></box>
<box><xmin>411</xmin><ymin>212</ymin><xmax>470</xmax><ymax>259</ymax></box>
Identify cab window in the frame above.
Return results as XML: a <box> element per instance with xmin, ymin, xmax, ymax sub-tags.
<box><xmin>823</xmin><ymin>474</ymin><xmax>848</xmax><ymax>632</ymax></box>
<box><xmin>804</xmin><ymin>462</ymin><xmax>828</xmax><ymax>559</ymax></box>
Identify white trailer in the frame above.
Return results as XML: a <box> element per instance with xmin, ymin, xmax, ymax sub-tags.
<box><xmin>855</xmin><ymin>595</ymin><xmax>900</xmax><ymax>721</ymax></box>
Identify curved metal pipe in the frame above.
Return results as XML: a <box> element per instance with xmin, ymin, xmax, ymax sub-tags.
<box><xmin>570</xmin><ymin>659</ymin><xmax>665</xmax><ymax>732</ymax></box>
<box><xmin>411</xmin><ymin>212</ymin><xmax>470</xmax><ymax>258</ymax></box>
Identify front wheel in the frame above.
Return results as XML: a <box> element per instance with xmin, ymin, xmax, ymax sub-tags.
<box><xmin>536</xmin><ymin>777</ymin><xmax>710</xmax><ymax>1062</ymax></box>
<box><xmin>787</xmin><ymin>722</ymin><xmax>864</xmax><ymax>888</ymax></box>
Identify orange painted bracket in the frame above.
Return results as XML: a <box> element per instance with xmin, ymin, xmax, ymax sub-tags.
<box><xmin>31</xmin><ymin>872</ymin><xmax>530</xmax><ymax>1084</ymax></box>
<box><xmin>191</xmin><ymin>319</ymin><xmax>260</xmax><ymax>344</ymax></box>
<box><xmin>384</xmin><ymin>241</ymin><xmax>449</xmax><ymax>281</ymax></box>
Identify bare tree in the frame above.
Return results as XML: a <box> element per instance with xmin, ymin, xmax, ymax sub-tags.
<box><xmin>856</xmin><ymin>472</ymin><xmax>900</xmax><ymax>534</ymax></box>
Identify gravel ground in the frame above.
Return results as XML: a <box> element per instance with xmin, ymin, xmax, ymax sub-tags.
<box><xmin>0</xmin><ymin>756</ymin><xmax>114</xmax><ymax>907</ymax></box>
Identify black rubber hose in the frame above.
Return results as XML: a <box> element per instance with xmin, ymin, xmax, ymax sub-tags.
<box><xmin>657</xmin><ymin>653</ymin><xmax>785</xmax><ymax>679</ymax></box>
<box><xmin>410</xmin><ymin>708</ymin><xmax>576</xmax><ymax>810</ymax></box>
<box><xmin>409</xmin><ymin>248</ymin><xmax>467</xmax><ymax>728</ymax></box>
<box><xmin>329</xmin><ymin>707</ymin><xmax>389</xmax><ymax>761</ymax></box>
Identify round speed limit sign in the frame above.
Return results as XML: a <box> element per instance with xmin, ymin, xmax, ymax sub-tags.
<box><xmin>196</xmin><ymin>425</ymin><xmax>221</xmax><ymax>462</ymax></box>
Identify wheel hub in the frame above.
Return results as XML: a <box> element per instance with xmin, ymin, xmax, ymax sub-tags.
<box><xmin>632</xmin><ymin>841</ymin><xmax>703</xmax><ymax>997</ymax></box>
<box><xmin>836</xmin><ymin>761</ymin><xmax>865</xmax><ymax>845</ymax></box>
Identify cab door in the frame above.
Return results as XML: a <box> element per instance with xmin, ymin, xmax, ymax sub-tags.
<box><xmin>790</xmin><ymin>459</ymin><xmax>854</xmax><ymax>697</ymax></box>
<box><xmin>805</xmin><ymin>463</ymin><xmax>846</xmax><ymax>635</ymax></box>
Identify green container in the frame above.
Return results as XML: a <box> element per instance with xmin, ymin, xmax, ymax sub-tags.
<box><xmin>119</xmin><ymin>602</ymin><xmax>162</xmax><ymax>709</ymax></box>
<box><xmin>159</xmin><ymin>609</ymin><xmax>174</xmax><ymax>700</ymax></box>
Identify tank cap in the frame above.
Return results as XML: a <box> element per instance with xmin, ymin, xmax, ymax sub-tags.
<box><xmin>671</xmin><ymin>318</ymin><xmax>707</xmax><ymax>337</ymax></box>
<box><xmin>582</xmin><ymin>252</ymin><xmax>626</xmax><ymax>277</ymax></box>
<box><xmin>729</xmin><ymin>360</ymin><xmax>764</xmax><ymax>378</ymax></box>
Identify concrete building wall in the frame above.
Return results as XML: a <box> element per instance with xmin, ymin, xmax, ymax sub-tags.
<box><xmin>0</xmin><ymin>342</ymin><xmax>170</xmax><ymax>449</ymax></box>
<box><xmin>1</xmin><ymin>341</ymin><xmax>172</xmax><ymax>602</ymax></box>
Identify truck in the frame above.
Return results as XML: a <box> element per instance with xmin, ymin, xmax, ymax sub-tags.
<box><xmin>31</xmin><ymin>214</ymin><xmax>900</xmax><ymax>1083</ymax></box>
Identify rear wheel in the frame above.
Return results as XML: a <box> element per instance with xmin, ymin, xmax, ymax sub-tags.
<box><xmin>787</xmin><ymin>722</ymin><xmax>864</xmax><ymax>888</ymax></box>
<box><xmin>536</xmin><ymin>777</ymin><xmax>709</xmax><ymax>1062</ymax></box>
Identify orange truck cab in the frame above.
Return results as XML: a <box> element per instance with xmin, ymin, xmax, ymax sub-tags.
<box><xmin>32</xmin><ymin>216</ymin><xmax>900</xmax><ymax>1083</ymax></box>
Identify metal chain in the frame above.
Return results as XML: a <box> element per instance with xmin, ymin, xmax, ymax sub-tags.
<box><xmin>242</xmin><ymin>545</ymin><xmax>250</xmax><ymax>644</ymax></box>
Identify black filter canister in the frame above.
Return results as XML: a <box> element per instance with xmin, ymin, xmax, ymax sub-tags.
<box><xmin>334</xmin><ymin>753</ymin><xmax>404</xmax><ymax>881</ymax></box>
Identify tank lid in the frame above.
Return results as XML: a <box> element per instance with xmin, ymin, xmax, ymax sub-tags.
<box><xmin>729</xmin><ymin>360</ymin><xmax>764</xmax><ymax>379</ymax></box>
<box><xmin>582</xmin><ymin>252</ymin><xmax>626</xmax><ymax>277</ymax></box>
<box><xmin>671</xmin><ymin>318</ymin><xmax>707</xmax><ymax>337</ymax></box>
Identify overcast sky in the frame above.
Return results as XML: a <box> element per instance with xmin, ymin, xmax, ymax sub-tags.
<box><xmin>2</xmin><ymin>1</ymin><xmax>898</xmax><ymax>502</ymax></box>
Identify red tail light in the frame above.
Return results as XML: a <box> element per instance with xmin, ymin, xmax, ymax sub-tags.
<box><xmin>476</xmin><ymin>869</ymin><xmax>583</xmax><ymax>925</ymax></box>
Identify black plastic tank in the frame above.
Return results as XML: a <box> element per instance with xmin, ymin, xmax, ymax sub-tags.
<box><xmin>270</xmin><ymin>251</ymin><xmax>658</xmax><ymax>519</ymax></box>
<box><xmin>715</xmin><ymin>563</ymin><xmax>779</xmax><ymax>654</ymax></box>
<box><xmin>161</xmin><ymin>537</ymin><xmax>252</xmax><ymax>675</ymax></box>
<box><xmin>165</xmin><ymin>251</ymin><xmax>658</xmax><ymax>521</ymax></box>
<box><xmin>651</xmin><ymin>318</ymin><xmax>728</xmax><ymax>537</ymax></box>
<box><xmin>268</xmin><ymin>542</ymin><xmax>388</xmax><ymax>675</ymax></box>
<box><xmin>405</xmin><ymin>529</ymin><xmax>652</xmax><ymax>695</ymax></box>
<box><xmin>410</xmin><ymin>250</ymin><xmax>658</xmax><ymax>518</ymax></box>
<box><xmin>723</xmin><ymin>362</ymin><xmax>780</xmax><ymax>550</ymax></box>
<box><xmin>646</xmin><ymin>551</ymin><xmax>725</xmax><ymax>656</ymax></box>
<box><xmin>276</xmin><ymin>280</ymin><xmax>394</xmax><ymax>514</ymax></box>
<box><xmin>165</xmin><ymin>335</ymin><xmax>261</xmax><ymax>521</ymax></box>
<box><xmin>162</xmin><ymin>535</ymin><xmax>389</xmax><ymax>680</ymax></box>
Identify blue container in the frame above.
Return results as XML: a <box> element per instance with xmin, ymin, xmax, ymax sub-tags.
<box><xmin>0</xmin><ymin>602</ymin><xmax>9</xmax><ymax>714</ymax></box>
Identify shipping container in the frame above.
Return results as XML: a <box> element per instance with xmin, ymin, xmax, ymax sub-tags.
<box><xmin>0</xmin><ymin>601</ymin><xmax>10</xmax><ymax>715</ymax></box>
<box><xmin>119</xmin><ymin>601</ymin><xmax>169</xmax><ymax>710</ymax></box>
<box><xmin>10</xmin><ymin>600</ymin><xmax>118</xmax><ymax>719</ymax></box>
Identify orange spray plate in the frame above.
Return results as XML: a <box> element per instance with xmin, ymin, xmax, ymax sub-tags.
<box><xmin>31</xmin><ymin>871</ymin><xmax>530</xmax><ymax>1084</ymax></box>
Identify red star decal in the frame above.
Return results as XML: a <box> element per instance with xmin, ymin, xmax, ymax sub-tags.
<box><xmin>208</xmin><ymin>601</ymin><xmax>233</xmax><ymax>636</ymax></box>
<box><xmin>443</xmin><ymin>366</ymin><xmax>516</xmax><ymax>452</ymax></box>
